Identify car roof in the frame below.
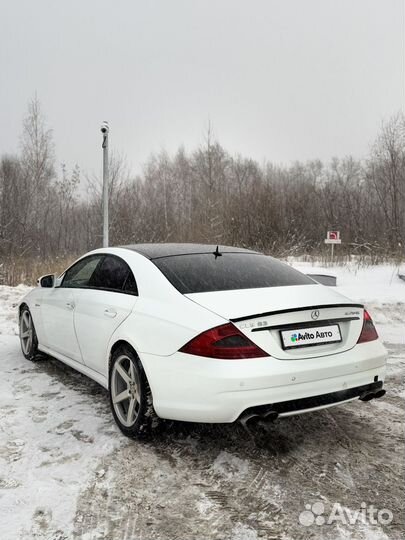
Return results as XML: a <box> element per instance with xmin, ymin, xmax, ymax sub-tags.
<box><xmin>120</xmin><ymin>243</ymin><xmax>258</xmax><ymax>260</ymax></box>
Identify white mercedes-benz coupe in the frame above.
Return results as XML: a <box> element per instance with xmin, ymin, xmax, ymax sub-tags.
<box><xmin>18</xmin><ymin>244</ymin><xmax>387</xmax><ymax>437</ymax></box>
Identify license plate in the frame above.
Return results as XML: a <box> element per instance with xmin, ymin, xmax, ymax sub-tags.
<box><xmin>280</xmin><ymin>324</ymin><xmax>342</xmax><ymax>350</ymax></box>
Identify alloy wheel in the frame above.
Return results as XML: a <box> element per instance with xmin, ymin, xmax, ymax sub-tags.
<box><xmin>20</xmin><ymin>311</ymin><xmax>33</xmax><ymax>356</ymax></box>
<box><xmin>111</xmin><ymin>354</ymin><xmax>141</xmax><ymax>427</ymax></box>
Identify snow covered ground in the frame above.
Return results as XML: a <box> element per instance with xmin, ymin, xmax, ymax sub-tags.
<box><xmin>0</xmin><ymin>264</ymin><xmax>404</xmax><ymax>540</ymax></box>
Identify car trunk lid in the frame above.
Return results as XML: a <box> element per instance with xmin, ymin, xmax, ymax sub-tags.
<box><xmin>186</xmin><ymin>285</ymin><xmax>364</xmax><ymax>359</ymax></box>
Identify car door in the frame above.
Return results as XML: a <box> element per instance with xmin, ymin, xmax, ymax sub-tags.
<box><xmin>73</xmin><ymin>254</ymin><xmax>138</xmax><ymax>375</ymax></box>
<box><xmin>40</xmin><ymin>255</ymin><xmax>103</xmax><ymax>363</ymax></box>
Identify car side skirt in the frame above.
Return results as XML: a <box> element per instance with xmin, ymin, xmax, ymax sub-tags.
<box><xmin>39</xmin><ymin>345</ymin><xmax>108</xmax><ymax>389</ymax></box>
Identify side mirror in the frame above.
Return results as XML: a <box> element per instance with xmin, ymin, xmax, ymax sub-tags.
<box><xmin>38</xmin><ymin>274</ymin><xmax>56</xmax><ymax>288</ymax></box>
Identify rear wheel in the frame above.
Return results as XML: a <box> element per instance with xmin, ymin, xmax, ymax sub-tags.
<box><xmin>109</xmin><ymin>345</ymin><xmax>157</xmax><ymax>438</ymax></box>
<box><xmin>19</xmin><ymin>307</ymin><xmax>40</xmax><ymax>361</ymax></box>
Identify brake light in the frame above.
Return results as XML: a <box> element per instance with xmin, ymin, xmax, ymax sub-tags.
<box><xmin>179</xmin><ymin>323</ymin><xmax>269</xmax><ymax>359</ymax></box>
<box><xmin>357</xmin><ymin>310</ymin><xmax>379</xmax><ymax>343</ymax></box>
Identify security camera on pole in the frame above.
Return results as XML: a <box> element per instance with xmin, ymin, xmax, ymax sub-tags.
<box><xmin>101</xmin><ymin>121</ymin><xmax>109</xmax><ymax>247</ymax></box>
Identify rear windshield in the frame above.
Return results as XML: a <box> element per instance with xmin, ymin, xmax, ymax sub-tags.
<box><xmin>153</xmin><ymin>253</ymin><xmax>315</xmax><ymax>294</ymax></box>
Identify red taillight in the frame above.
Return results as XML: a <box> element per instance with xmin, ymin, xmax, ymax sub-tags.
<box><xmin>357</xmin><ymin>310</ymin><xmax>379</xmax><ymax>343</ymax></box>
<box><xmin>179</xmin><ymin>323</ymin><xmax>269</xmax><ymax>359</ymax></box>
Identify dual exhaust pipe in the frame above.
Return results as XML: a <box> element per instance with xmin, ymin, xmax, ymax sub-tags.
<box><xmin>359</xmin><ymin>388</ymin><xmax>386</xmax><ymax>402</ymax></box>
<box><xmin>239</xmin><ymin>386</ymin><xmax>386</xmax><ymax>430</ymax></box>
<box><xmin>239</xmin><ymin>409</ymin><xmax>279</xmax><ymax>432</ymax></box>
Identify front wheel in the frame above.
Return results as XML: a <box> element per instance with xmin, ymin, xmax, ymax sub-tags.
<box><xmin>19</xmin><ymin>307</ymin><xmax>40</xmax><ymax>361</ymax></box>
<box><xmin>109</xmin><ymin>346</ymin><xmax>157</xmax><ymax>438</ymax></box>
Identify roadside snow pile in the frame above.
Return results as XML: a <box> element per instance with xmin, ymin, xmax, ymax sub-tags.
<box><xmin>0</xmin><ymin>285</ymin><xmax>31</xmax><ymax>336</ymax></box>
<box><xmin>292</xmin><ymin>263</ymin><xmax>404</xmax><ymax>305</ymax></box>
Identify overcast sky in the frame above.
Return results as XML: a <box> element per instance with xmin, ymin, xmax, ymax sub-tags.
<box><xmin>0</xmin><ymin>0</ymin><xmax>404</xmax><ymax>177</ymax></box>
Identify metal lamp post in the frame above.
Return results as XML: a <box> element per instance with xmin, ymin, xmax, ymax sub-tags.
<box><xmin>101</xmin><ymin>121</ymin><xmax>109</xmax><ymax>247</ymax></box>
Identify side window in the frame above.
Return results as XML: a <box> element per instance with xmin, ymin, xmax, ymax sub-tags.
<box><xmin>123</xmin><ymin>270</ymin><xmax>138</xmax><ymax>295</ymax></box>
<box><xmin>61</xmin><ymin>255</ymin><xmax>103</xmax><ymax>288</ymax></box>
<box><xmin>89</xmin><ymin>255</ymin><xmax>138</xmax><ymax>295</ymax></box>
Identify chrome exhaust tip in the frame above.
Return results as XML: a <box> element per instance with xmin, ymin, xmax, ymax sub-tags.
<box><xmin>359</xmin><ymin>387</ymin><xmax>386</xmax><ymax>401</ymax></box>
<box><xmin>239</xmin><ymin>412</ymin><xmax>260</xmax><ymax>432</ymax></box>
<box><xmin>239</xmin><ymin>409</ymin><xmax>279</xmax><ymax>434</ymax></box>
<box><xmin>262</xmin><ymin>410</ymin><xmax>279</xmax><ymax>422</ymax></box>
<box><xmin>359</xmin><ymin>391</ymin><xmax>377</xmax><ymax>401</ymax></box>
<box><xmin>374</xmin><ymin>389</ymin><xmax>386</xmax><ymax>399</ymax></box>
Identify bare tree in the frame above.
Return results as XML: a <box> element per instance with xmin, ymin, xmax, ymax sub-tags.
<box><xmin>1</xmin><ymin>98</ymin><xmax>404</xmax><ymax>285</ymax></box>
<box><xmin>20</xmin><ymin>95</ymin><xmax>56</xmax><ymax>256</ymax></box>
<box><xmin>367</xmin><ymin>114</ymin><xmax>405</xmax><ymax>249</ymax></box>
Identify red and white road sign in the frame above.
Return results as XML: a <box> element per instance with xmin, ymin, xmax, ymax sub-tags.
<box><xmin>325</xmin><ymin>231</ymin><xmax>341</xmax><ymax>244</ymax></box>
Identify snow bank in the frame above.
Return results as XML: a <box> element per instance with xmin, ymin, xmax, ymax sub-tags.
<box><xmin>0</xmin><ymin>285</ymin><xmax>31</xmax><ymax>336</ymax></box>
<box><xmin>292</xmin><ymin>263</ymin><xmax>404</xmax><ymax>305</ymax></box>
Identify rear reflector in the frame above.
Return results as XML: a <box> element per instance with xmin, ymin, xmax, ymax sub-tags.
<box><xmin>357</xmin><ymin>310</ymin><xmax>379</xmax><ymax>343</ymax></box>
<box><xmin>180</xmin><ymin>323</ymin><xmax>269</xmax><ymax>359</ymax></box>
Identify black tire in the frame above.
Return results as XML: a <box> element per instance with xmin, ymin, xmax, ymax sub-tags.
<box><xmin>19</xmin><ymin>306</ymin><xmax>40</xmax><ymax>361</ymax></box>
<box><xmin>108</xmin><ymin>345</ymin><xmax>157</xmax><ymax>438</ymax></box>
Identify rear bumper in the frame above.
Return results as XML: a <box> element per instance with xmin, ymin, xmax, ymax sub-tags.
<box><xmin>239</xmin><ymin>380</ymin><xmax>384</xmax><ymax>419</ymax></box>
<box><xmin>141</xmin><ymin>340</ymin><xmax>388</xmax><ymax>423</ymax></box>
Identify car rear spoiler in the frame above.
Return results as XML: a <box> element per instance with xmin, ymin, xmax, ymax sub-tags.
<box><xmin>230</xmin><ymin>303</ymin><xmax>364</xmax><ymax>323</ymax></box>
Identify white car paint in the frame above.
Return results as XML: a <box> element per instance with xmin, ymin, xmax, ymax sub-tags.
<box><xmin>140</xmin><ymin>342</ymin><xmax>386</xmax><ymax>422</ymax></box>
<box><xmin>18</xmin><ymin>245</ymin><xmax>388</xmax><ymax>423</ymax></box>
<box><xmin>73</xmin><ymin>288</ymin><xmax>137</xmax><ymax>374</ymax></box>
<box><xmin>40</xmin><ymin>287</ymin><xmax>82</xmax><ymax>362</ymax></box>
<box><xmin>187</xmin><ymin>287</ymin><xmax>365</xmax><ymax>359</ymax></box>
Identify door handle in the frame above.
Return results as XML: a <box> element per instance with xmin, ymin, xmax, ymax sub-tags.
<box><xmin>66</xmin><ymin>302</ymin><xmax>75</xmax><ymax>310</ymax></box>
<box><xmin>104</xmin><ymin>308</ymin><xmax>117</xmax><ymax>318</ymax></box>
